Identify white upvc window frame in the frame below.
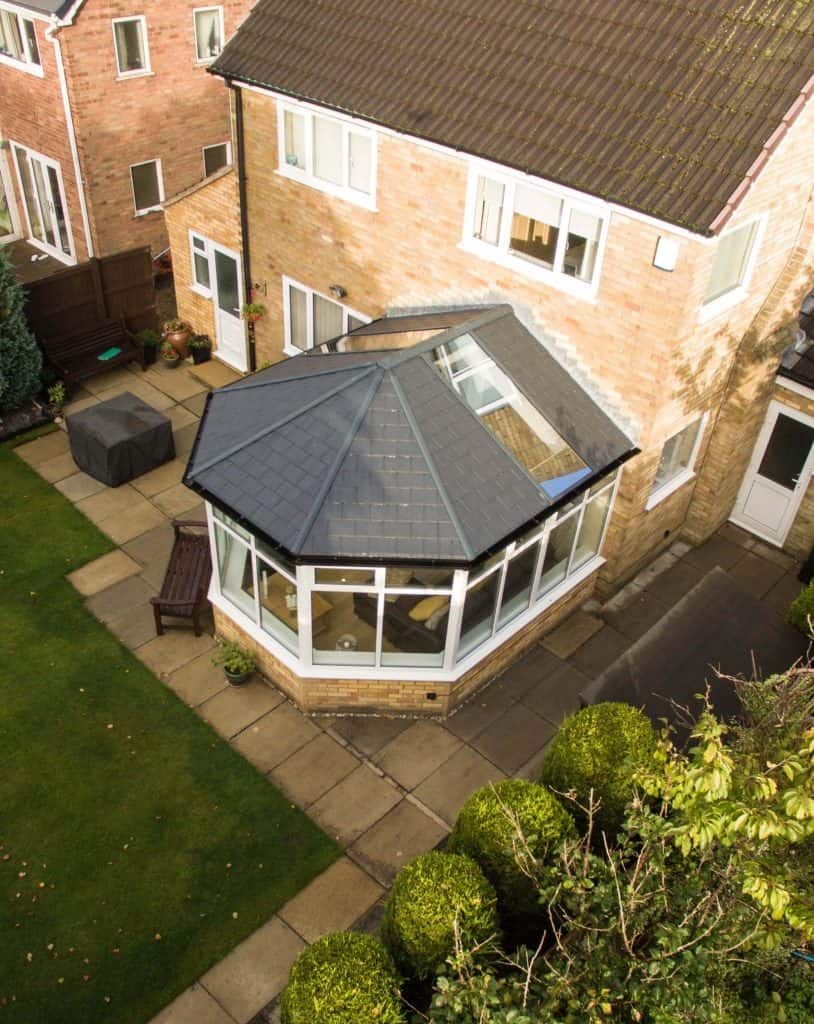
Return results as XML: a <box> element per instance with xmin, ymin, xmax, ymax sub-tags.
<box><xmin>202</xmin><ymin>140</ymin><xmax>232</xmax><ymax>177</ymax></box>
<box><xmin>282</xmin><ymin>275</ymin><xmax>369</xmax><ymax>356</ymax></box>
<box><xmin>192</xmin><ymin>5</ymin><xmax>224</xmax><ymax>65</ymax></box>
<box><xmin>0</xmin><ymin>148</ymin><xmax>22</xmax><ymax>242</ymax></box>
<box><xmin>276</xmin><ymin>98</ymin><xmax>377</xmax><ymax>211</ymax></box>
<box><xmin>645</xmin><ymin>412</ymin><xmax>708</xmax><ymax>511</ymax></box>
<box><xmin>11</xmin><ymin>140</ymin><xmax>76</xmax><ymax>264</ymax></box>
<box><xmin>460</xmin><ymin>159</ymin><xmax>610</xmax><ymax>301</ymax></box>
<box><xmin>129</xmin><ymin>157</ymin><xmax>164</xmax><ymax>215</ymax></box>
<box><xmin>0</xmin><ymin>4</ymin><xmax>43</xmax><ymax>76</ymax></box>
<box><xmin>189</xmin><ymin>229</ymin><xmax>212</xmax><ymax>297</ymax></box>
<box><xmin>698</xmin><ymin>215</ymin><xmax>766</xmax><ymax>323</ymax></box>
<box><xmin>112</xmin><ymin>15</ymin><xmax>151</xmax><ymax>79</ymax></box>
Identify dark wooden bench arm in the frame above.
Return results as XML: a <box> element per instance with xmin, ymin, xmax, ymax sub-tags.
<box><xmin>171</xmin><ymin>519</ymin><xmax>207</xmax><ymax>537</ymax></box>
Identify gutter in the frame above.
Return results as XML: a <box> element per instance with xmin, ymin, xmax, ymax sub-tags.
<box><xmin>231</xmin><ymin>82</ymin><xmax>255</xmax><ymax>371</ymax></box>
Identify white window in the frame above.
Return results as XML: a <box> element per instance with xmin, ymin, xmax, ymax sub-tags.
<box><xmin>283</xmin><ymin>277</ymin><xmax>368</xmax><ymax>355</ymax></box>
<box><xmin>190</xmin><ymin>232</ymin><xmax>211</xmax><ymax>294</ymax></box>
<box><xmin>202</xmin><ymin>141</ymin><xmax>231</xmax><ymax>176</ymax></box>
<box><xmin>703</xmin><ymin>219</ymin><xmax>760</xmax><ymax>308</ymax></box>
<box><xmin>278</xmin><ymin>101</ymin><xmax>376</xmax><ymax>208</ymax></box>
<box><xmin>464</xmin><ymin>165</ymin><xmax>607</xmax><ymax>295</ymax></box>
<box><xmin>112</xmin><ymin>16</ymin><xmax>150</xmax><ymax>77</ymax></box>
<box><xmin>0</xmin><ymin>9</ymin><xmax>41</xmax><ymax>72</ymax></box>
<box><xmin>193</xmin><ymin>7</ymin><xmax>223</xmax><ymax>63</ymax></box>
<box><xmin>647</xmin><ymin>415</ymin><xmax>707</xmax><ymax>509</ymax></box>
<box><xmin>129</xmin><ymin>159</ymin><xmax>163</xmax><ymax>214</ymax></box>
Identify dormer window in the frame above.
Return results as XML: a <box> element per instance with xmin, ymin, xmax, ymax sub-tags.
<box><xmin>0</xmin><ymin>9</ymin><xmax>41</xmax><ymax>71</ymax></box>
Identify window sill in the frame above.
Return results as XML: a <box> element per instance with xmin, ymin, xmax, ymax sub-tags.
<box><xmin>457</xmin><ymin>238</ymin><xmax>599</xmax><ymax>302</ymax></box>
<box><xmin>195</xmin><ymin>57</ymin><xmax>219</xmax><ymax>66</ymax></box>
<box><xmin>190</xmin><ymin>284</ymin><xmax>212</xmax><ymax>299</ymax></box>
<box><xmin>274</xmin><ymin>167</ymin><xmax>377</xmax><ymax>212</ymax></box>
<box><xmin>116</xmin><ymin>69</ymin><xmax>154</xmax><ymax>81</ymax></box>
<box><xmin>0</xmin><ymin>54</ymin><xmax>44</xmax><ymax>77</ymax></box>
<box><xmin>134</xmin><ymin>206</ymin><xmax>163</xmax><ymax>217</ymax></box>
<box><xmin>698</xmin><ymin>286</ymin><xmax>747</xmax><ymax>324</ymax></box>
<box><xmin>645</xmin><ymin>469</ymin><xmax>696</xmax><ymax>511</ymax></box>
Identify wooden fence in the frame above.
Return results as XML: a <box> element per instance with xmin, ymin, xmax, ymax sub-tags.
<box><xmin>23</xmin><ymin>247</ymin><xmax>157</xmax><ymax>343</ymax></box>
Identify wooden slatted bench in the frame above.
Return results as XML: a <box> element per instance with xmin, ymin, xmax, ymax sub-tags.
<box><xmin>41</xmin><ymin>316</ymin><xmax>145</xmax><ymax>388</ymax></box>
<box><xmin>150</xmin><ymin>520</ymin><xmax>212</xmax><ymax>636</ymax></box>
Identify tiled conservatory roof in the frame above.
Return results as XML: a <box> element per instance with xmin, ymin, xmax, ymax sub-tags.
<box><xmin>184</xmin><ymin>307</ymin><xmax>635</xmax><ymax>563</ymax></box>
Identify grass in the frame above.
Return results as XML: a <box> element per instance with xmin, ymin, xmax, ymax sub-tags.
<box><xmin>0</xmin><ymin>445</ymin><xmax>341</xmax><ymax>1022</ymax></box>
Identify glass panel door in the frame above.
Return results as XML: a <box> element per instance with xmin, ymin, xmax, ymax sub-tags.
<box><xmin>756</xmin><ymin>414</ymin><xmax>814</xmax><ymax>490</ymax></box>
<box><xmin>46</xmin><ymin>165</ymin><xmax>70</xmax><ymax>256</ymax></box>
<box><xmin>214</xmin><ymin>249</ymin><xmax>239</xmax><ymax>316</ymax></box>
<box><xmin>0</xmin><ymin>154</ymin><xmax>17</xmax><ymax>239</ymax></box>
<box><xmin>13</xmin><ymin>145</ymin><xmax>72</xmax><ymax>260</ymax></box>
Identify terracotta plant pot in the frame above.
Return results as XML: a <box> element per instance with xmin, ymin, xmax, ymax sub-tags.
<box><xmin>165</xmin><ymin>329</ymin><xmax>192</xmax><ymax>359</ymax></box>
<box><xmin>161</xmin><ymin>353</ymin><xmax>181</xmax><ymax>370</ymax></box>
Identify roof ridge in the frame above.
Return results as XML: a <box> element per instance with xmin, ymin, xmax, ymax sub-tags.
<box><xmin>389</xmin><ymin>368</ymin><xmax>476</xmax><ymax>562</ymax></box>
<box><xmin>220</xmin><ymin>360</ymin><xmax>377</xmax><ymax>392</ymax></box>
<box><xmin>190</xmin><ymin>366</ymin><xmax>378</xmax><ymax>476</ymax></box>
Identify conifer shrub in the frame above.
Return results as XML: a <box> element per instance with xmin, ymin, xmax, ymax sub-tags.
<box><xmin>0</xmin><ymin>249</ymin><xmax>42</xmax><ymax>413</ymax></box>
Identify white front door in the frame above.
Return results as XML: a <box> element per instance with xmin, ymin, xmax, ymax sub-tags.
<box><xmin>730</xmin><ymin>399</ymin><xmax>814</xmax><ymax>546</ymax></box>
<box><xmin>212</xmin><ymin>244</ymin><xmax>247</xmax><ymax>371</ymax></box>
<box><xmin>12</xmin><ymin>143</ymin><xmax>74</xmax><ymax>263</ymax></box>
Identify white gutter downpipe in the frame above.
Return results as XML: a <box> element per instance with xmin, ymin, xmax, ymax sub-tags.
<box><xmin>46</xmin><ymin>17</ymin><xmax>94</xmax><ymax>259</ymax></box>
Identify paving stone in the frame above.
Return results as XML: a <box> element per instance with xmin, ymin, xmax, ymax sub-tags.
<box><xmin>150</xmin><ymin>982</ymin><xmax>233</xmax><ymax>1024</ymax></box>
<box><xmin>519</xmin><ymin>661</ymin><xmax>588</xmax><ymax>724</ymax></box>
<box><xmin>230</xmin><ymin>700</ymin><xmax>317</xmax><ymax>769</ymax></box>
<box><xmin>328</xmin><ymin>715</ymin><xmax>411</xmax><ymax>756</ymax></box>
<box><xmin>198</xmin><ymin>680</ymin><xmax>284</xmax><ymax>741</ymax></box>
<box><xmin>541</xmin><ymin>610</ymin><xmax>604</xmax><ymax>658</ymax></box>
<box><xmin>54</xmin><ymin>470</ymin><xmax>108</xmax><ymax>502</ymax></box>
<box><xmin>642</xmin><ymin>560</ymin><xmax>704</xmax><ymax>606</ymax></box>
<box><xmin>201</xmin><ymin>917</ymin><xmax>304</xmax><ymax>1023</ymax></box>
<box><xmin>152</xmin><ymin>482</ymin><xmax>201</xmax><ymax>518</ymax></box>
<box><xmin>131</xmin><ymin>458</ymin><xmax>188</xmax><ymax>499</ymax></box>
<box><xmin>173</xmin><ymin>422</ymin><xmax>200</xmax><ymax>455</ymax></box>
<box><xmin>182</xmin><ymin>391</ymin><xmax>210</xmax><ymax>416</ymax></box>
<box><xmin>513</xmin><ymin>742</ymin><xmax>552</xmax><ymax>781</ymax></box>
<box><xmin>33</xmin><ymin>451</ymin><xmax>78</xmax><ymax>483</ymax></box>
<box><xmin>192</xmin><ymin>360</ymin><xmax>242</xmax><ymax>388</ymax></box>
<box><xmin>145</xmin><ymin>365</ymin><xmax>207</xmax><ymax>401</ymax></box>
<box><xmin>122</xmin><ymin>523</ymin><xmax>177</xmax><ymax>587</ymax></box>
<box><xmin>96</xmin><ymin>378</ymin><xmax>176</xmax><ymax>412</ymax></box>
<box><xmin>603</xmin><ymin>590</ymin><xmax>670</xmax><ymax>642</ymax></box>
<box><xmin>763</xmin><ymin>572</ymin><xmax>806</xmax><ymax>618</ymax></box>
<box><xmin>98</xmin><ymin>500</ymin><xmax>168</xmax><ymax>544</ymax></box>
<box><xmin>165</xmin><ymin>403</ymin><xmax>199</xmax><ymax>430</ymax></box>
<box><xmin>83</xmin><ymin>367</ymin><xmax>139</xmax><ymax>396</ymax></box>
<box><xmin>682</xmin><ymin>534</ymin><xmax>747</xmax><ymax>572</ymax></box>
<box><xmin>351</xmin><ymin>898</ymin><xmax>387</xmax><ymax>938</ymax></box>
<box><xmin>67</xmin><ymin>550</ymin><xmax>142</xmax><ymax>596</ymax></box>
<box><xmin>349</xmin><ymin>799</ymin><xmax>448</xmax><ymax>885</ymax></box>
<box><xmin>86</xmin><ymin>574</ymin><xmax>155</xmax><ymax>623</ymax></box>
<box><xmin>444</xmin><ymin>683</ymin><xmax>516</xmax><ymax>742</ymax></box>
<box><xmin>469</xmin><ymin>703</ymin><xmax>556</xmax><ymax>774</ymax></box>
<box><xmin>278</xmin><ymin>856</ymin><xmax>384</xmax><ymax>943</ymax></box>
<box><xmin>412</xmin><ymin>746</ymin><xmax>506</xmax><ymax>826</ymax></box>
<box><xmin>14</xmin><ymin>428</ymin><xmax>70</xmax><ymax>464</ymax></box>
<box><xmin>569</xmin><ymin>625</ymin><xmax>631</xmax><ymax>678</ymax></box>
<box><xmin>717</xmin><ymin>521</ymin><xmax>757</xmax><ymax>550</ymax></box>
<box><xmin>494</xmin><ymin>645</ymin><xmax>565</xmax><ymax>699</ymax></box>
<box><xmin>726</xmin><ymin>552</ymin><xmax>787</xmax><ymax>599</ymax></box>
<box><xmin>75</xmin><ymin>483</ymin><xmax>141</xmax><ymax>525</ymax></box>
<box><xmin>748</xmin><ymin>539</ymin><xmax>798</xmax><ymax>572</ymax></box>
<box><xmin>106</xmin><ymin>602</ymin><xmax>159</xmax><ymax>650</ymax></box>
<box><xmin>137</xmin><ymin>630</ymin><xmax>215</xmax><ymax>678</ymax></box>
<box><xmin>309</xmin><ymin>765</ymin><xmax>402</xmax><ymax>845</ymax></box>
<box><xmin>372</xmin><ymin>721</ymin><xmax>462</xmax><ymax>790</ymax></box>
<box><xmin>166</xmin><ymin>650</ymin><xmax>229</xmax><ymax>706</ymax></box>
<box><xmin>269</xmin><ymin>732</ymin><xmax>358</xmax><ymax>806</ymax></box>
<box><xmin>632</xmin><ymin>548</ymin><xmax>679</xmax><ymax>588</ymax></box>
<box><xmin>62</xmin><ymin>394</ymin><xmax>100</xmax><ymax>417</ymax></box>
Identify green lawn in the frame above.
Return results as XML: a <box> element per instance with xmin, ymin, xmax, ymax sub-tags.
<box><xmin>0</xmin><ymin>444</ymin><xmax>340</xmax><ymax>1022</ymax></box>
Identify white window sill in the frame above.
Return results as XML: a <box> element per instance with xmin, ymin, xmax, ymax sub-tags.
<box><xmin>274</xmin><ymin>167</ymin><xmax>377</xmax><ymax>212</ymax></box>
<box><xmin>697</xmin><ymin>286</ymin><xmax>747</xmax><ymax>324</ymax></box>
<box><xmin>645</xmin><ymin>469</ymin><xmax>696</xmax><ymax>511</ymax></box>
<box><xmin>0</xmin><ymin>54</ymin><xmax>44</xmax><ymax>77</ymax></box>
<box><xmin>116</xmin><ymin>69</ymin><xmax>154</xmax><ymax>81</ymax></box>
<box><xmin>457</xmin><ymin>238</ymin><xmax>599</xmax><ymax>302</ymax></box>
<box><xmin>195</xmin><ymin>57</ymin><xmax>220</xmax><ymax>66</ymax></box>
<box><xmin>283</xmin><ymin>344</ymin><xmax>306</xmax><ymax>357</ymax></box>
<box><xmin>190</xmin><ymin>284</ymin><xmax>212</xmax><ymax>299</ymax></box>
<box><xmin>134</xmin><ymin>205</ymin><xmax>163</xmax><ymax>217</ymax></box>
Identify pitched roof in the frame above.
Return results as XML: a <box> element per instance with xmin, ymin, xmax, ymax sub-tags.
<box><xmin>185</xmin><ymin>307</ymin><xmax>635</xmax><ymax>563</ymax></box>
<box><xmin>211</xmin><ymin>0</ymin><xmax>814</xmax><ymax>234</ymax></box>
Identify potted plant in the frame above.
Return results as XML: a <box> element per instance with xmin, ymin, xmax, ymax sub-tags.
<box><xmin>163</xmin><ymin>318</ymin><xmax>193</xmax><ymax>359</ymax></box>
<box><xmin>160</xmin><ymin>341</ymin><xmax>181</xmax><ymax>368</ymax></box>
<box><xmin>47</xmin><ymin>381</ymin><xmax>66</xmax><ymax>423</ymax></box>
<box><xmin>189</xmin><ymin>334</ymin><xmax>212</xmax><ymax>365</ymax></box>
<box><xmin>212</xmin><ymin>639</ymin><xmax>255</xmax><ymax>686</ymax></box>
<box><xmin>136</xmin><ymin>328</ymin><xmax>161</xmax><ymax>366</ymax></box>
<box><xmin>240</xmin><ymin>302</ymin><xmax>266</xmax><ymax>324</ymax></box>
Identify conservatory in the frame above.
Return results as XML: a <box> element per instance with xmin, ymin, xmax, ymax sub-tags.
<box><xmin>185</xmin><ymin>306</ymin><xmax>636</xmax><ymax>711</ymax></box>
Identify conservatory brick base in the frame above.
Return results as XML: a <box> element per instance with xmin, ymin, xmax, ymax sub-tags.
<box><xmin>212</xmin><ymin>569</ymin><xmax>597</xmax><ymax>717</ymax></box>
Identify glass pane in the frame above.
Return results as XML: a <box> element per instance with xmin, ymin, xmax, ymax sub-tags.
<box><xmin>311</xmin><ymin>590</ymin><xmax>376</xmax><ymax>666</ymax></box>
<box><xmin>23</xmin><ymin>18</ymin><xmax>39</xmax><ymax>64</ymax></box>
<box><xmin>458</xmin><ymin>364</ymin><xmax>507</xmax><ymax>411</ymax></box>
<box><xmin>473</xmin><ymin>176</ymin><xmax>504</xmax><ymax>245</ymax></box>
<box><xmin>256</xmin><ymin>557</ymin><xmax>298</xmax><ymax>654</ymax></box>
<box><xmin>14</xmin><ymin>148</ymin><xmax>43</xmax><ymax>242</ymax></box>
<box><xmin>214</xmin><ymin>250</ymin><xmax>239</xmax><ymax>315</ymax></box>
<box><xmin>193</xmin><ymin>252</ymin><xmax>210</xmax><ymax>289</ymax></box>
<box><xmin>498</xmin><ymin>541</ymin><xmax>539</xmax><ymax>628</ymax></box>
<box><xmin>31</xmin><ymin>159</ymin><xmax>55</xmax><ymax>246</ymax></box>
<box><xmin>284</xmin><ymin>111</ymin><xmax>306</xmax><ymax>169</ymax></box>
<box><xmin>214</xmin><ymin>525</ymin><xmax>255</xmax><ymax>619</ymax></box>
<box><xmin>0</xmin><ymin>164</ymin><xmax>15</xmax><ymax>236</ymax></box>
<box><xmin>381</xmin><ymin>589</ymin><xmax>448</xmax><ymax>667</ymax></box>
<box><xmin>705</xmin><ymin>222</ymin><xmax>757</xmax><ymax>303</ymax></box>
<box><xmin>457</xmin><ymin>569</ymin><xmax>501</xmax><ymax>662</ymax></box>
<box><xmin>255</xmin><ymin>536</ymin><xmax>296</xmax><ymax>578</ymax></box>
<box><xmin>213</xmin><ymin>505</ymin><xmax>252</xmax><ymax>540</ymax></box>
<box><xmin>348</xmin><ymin>132</ymin><xmax>372</xmax><ymax>193</ymax></box>
<box><xmin>347</xmin><ymin>314</ymin><xmax>365</xmax><ymax>332</ymax></box>
<box><xmin>194</xmin><ymin>9</ymin><xmax>221</xmax><ymax>60</ymax></box>
<box><xmin>131</xmin><ymin>162</ymin><xmax>160</xmax><ymax>211</ymax></box>
<box><xmin>115</xmin><ymin>20</ymin><xmax>145</xmax><ymax>73</ymax></box>
<box><xmin>315</xmin><ymin>567</ymin><xmax>375</xmax><ymax>585</ymax></box>
<box><xmin>653</xmin><ymin>420</ymin><xmax>701</xmax><ymax>491</ymax></box>
<box><xmin>385</xmin><ymin>567</ymin><xmax>453</xmax><ymax>591</ymax></box>
<box><xmin>204</xmin><ymin>144</ymin><xmax>229</xmax><ymax>176</ymax></box>
<box><xmin>435</xmin><ymin>333</ymin><xmax>489</xmax><ymax>376</ymax></box>
<box><xmin>47</xmin><ymin>165</ymin><xmax>70</xmax><ymax>255</ymax></box>
<box><xmin>288</xmin><ymin>285</ymin><xmax>308</xmax><ymax>350</ymax></box>
<box><xmin>572</xmin><ymin>490</ymin><xmax>611</xmax><ymax>570</ymax></box>
<box><xmin>313</xmin><ymin>116</ymin><xmax>343</xmax><ymax>184</ymax></box>
<box><xmin>564</xmin><ymin>208</ymin><xmax>602</xmax><ymax>282</ymax></box>
<box><xmin>757</xmin><ymin>414</ymin><xmax>814</xmax><ymax>490</ymax></box>
<box><xmin>0</xmin><ymin>11</ymin><xmax>24</xmax><ymax>60</ymax></box>
<box><xmin>538</xmin><ymin>515</ymin><xmax>578</xmax><ymax>597</ymax></box>
<box><xmin>510</xmin><ymin>185</ymin><xmax>562</xmax><ymax>268</ymax></box>
<box><xmin>313</xmin><ymin>294</ymin><xmax>344</xmax><ymax>344</ymax></box>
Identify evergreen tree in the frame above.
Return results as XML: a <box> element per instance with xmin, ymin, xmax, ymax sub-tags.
<box><xmin>0</xmin><ymin>248</ymin><xmax>42</xmax><ymax>413</ymax></box>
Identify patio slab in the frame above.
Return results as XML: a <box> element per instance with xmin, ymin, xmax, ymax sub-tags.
<box><xmin>150</xmin><ymin>982</ymin><xmax>234</xmax><ymax>1024</ymax></box>
<box><xmin>328</xmin><ymin>715</ymin><xmax>411</xmax><ymax>756</ymax></box>
<box><xmin>200</xmin><ymin>916</ymin><xmax>304</xmax><ymax>1024</ymax></box>
<box><xmin>412</xmin><ymin>746</ymin><xmax>506</xmax><ymax>826</ymax></box>
<box><xmin>165</xmin><ymin>404</ymin><xmax>199</xmax><ymax>431</ymax></box>
<box><xmin>15</xmin><ymin>428</ymin><xmax>70</xmax><ymax>465</ymax></box>
<box><xmin>173</xmin><ymin>422</ymin><xmax>200</xmax><ymax>455</ymax></box>
<box><xmin>98</xmin><ymin>500</ymin><xmax>168</xmax><ymax>544</ymax></box>
<box><xmin>469</xmin><ymin>702</ymin><xmax>556</xmax><ymax>774</ymax></box>
<box><xmin>372</xmin><ymin>720</ymin><xmax>462</xmax><ymax>790</ymax></box>
<box><xmin>541</xmin><ymin>609</ymin><xmax>604</xmax><ymax>658</ymax></box>
<box><xmin>269</xmin><ymin>732</ymin><xmax>358</xmax><ymax>807</ymax></box>
<box><xmin>67</xmin><ymin>549</ymin><xmax>142</xmax><ymax>596</ymax></box>
<box><xmin>131</xmin><ymin>457</ymin><xmax>188</xmax><ymax>499</ymax></box>
<box><xmin>519</xmin><ymin>660</ymin><xmax>587</xmax><ymax>724</ymax></box>
<box><xmin>308</xmin><ymin>765</ymin><xmax>402</xmax><ymax>845</ymax></box>
<box><xmin>75</xmin><ymin>483</ymin><xmax>141</xmax><ymax>525</ymax></box>
<box><xmin>145</xmin><ymin>365</ymin><xmax>207</xmax><ymax>402</ymax></box>
<box><xmin>198</xmin><ymin>680</ymin><xmax>284</xmax><ymax>741</ymax></box>
<box><xmin>33</xmin><ymin>450</ymin><xmax>79</xmax><ymax>483</ymax></box>
<box><xmin>166</xmin><ymin>650</ymin><xmax>229</xmax><ymax>706</ymax></box>
<box><xmin>230</xmin><ymin>700</ymin><xmax>318</xmax><ymax>769</ymax></box>
<box><xmin>278</xmin><ymin>856</ymin><xmax>384</xmax><ymax>944</ymax></box>
<box><xmin>152</xmin><ymin>482</ymin><xmax>200</xmax><ymax>518</ymax></box>
<box><xmin>192</xmin><ymin>360</ymin><xmax>242</xmax><ymax>388</ymax></box>
<box><xmin>96</xmin><ymin>377</ymin><xmax>176</xmax><ymax>412</ymax></box>
<box><xmin>726</xmin><ymin>550</ymin><xmax>787</xmax><ymax>599</ymax></box>
<box><xmin>55</xmin><ymin>470</ymin><xmax>108</xmax><ymax>502</ymax></box>
<box><xmin>349</xmin><ymin>798</ymin><xmax>448</xmax><ymax>885</ymax></box>
<box><xmin>182</xmin><ymin>392</ymin><xmax>209</xmax><ymax>417</ymax></box>
<box><xmin>642</xmin><ymin>560</ymin><xmax>704</xmax><ymax>606</ymax></box>
<box><xmin>444</xmin><ymin>683</ymin><xmax>516</xmax><ymax>743</ymax></box>
<box><xmin>763</xmin><ymin>572</ymin><xmax>804</xmax><ymax>618</ymax></box>
<box><xmin>85</xmin><ymin>574</ymin><xmax>155</xmax><ymax>623</ymax></box>
<box><xmin>82</xmin><ymin>367</ymin><xmax>139</xmax><ymax>396</ymax></box>
<box><xmin>106</xmin><ymin>602</ymin><xmax>159</xmax><ymax>650</ymax></box>
<box><xmin>602</xmin><ymin>589</ymin><xmax>671</xmax><ymax>642</ymax></box>
<box><xmin>681</xmin><ymin>533</ymin><xmax>747</xmax><ymax>573</ymax></box>
<box><xmin>137</xmin><ymin>630</ymin><xmax>215</xmax><ymax>677</ymax></box>
<box><xmin>569</xmin><ymin>624</ymin><xmax>631</xmax><ymax>678</ymax></box>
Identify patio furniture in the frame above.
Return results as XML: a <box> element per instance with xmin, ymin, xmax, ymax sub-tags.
<box><xmin>151</xmin><ymin>520</ymin><xmax>212</xmax><ymax>636</ymax></box>
<box><xmin>41</xmin><ymin>316</ymin><xmax>145</xmax><ymax>388</ymax></box>
<box><xmin>67</xmin><ymin>391</ymin><xmax>175</xmax><ymax>486</ymax></box>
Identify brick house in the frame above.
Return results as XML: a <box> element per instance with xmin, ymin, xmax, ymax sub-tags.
<box><xmin>0</xmin><ymin>0</ymin><xmax>251</xmax><ymax>266</ymax></box>
<box><xmin>164</xmin><ymin>0</ymin><xmax>814</xmax><ymax>715</ymax></box>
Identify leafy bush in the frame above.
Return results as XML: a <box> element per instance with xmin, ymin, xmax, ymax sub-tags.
<box><xmin>279</xmin><ymin>932</ymin><xmax>404</xmax><ymax>1024</ymax></box>
<box><xmin>381</xmin><ymin>851</ymin><xmax>498</xmax><ymax>981</ymax></box>
<box><xmin>788</xmin><ymin>581</ymin><xmax>814</xmax><ymax>635</ymax></box>
<box><xmin>540</xmin><ymin>702</ymin><xmax>656</xmax><ymax>838</ymax></box>
<box><xmin>449</xmin><ymin>779</ymin><xmax>574</xmax><ymax>937</ymax></box>
<box><xmin>0</xmin><ymin>248</ymin><xmax>42</xmax><ymax>413</ymax></box>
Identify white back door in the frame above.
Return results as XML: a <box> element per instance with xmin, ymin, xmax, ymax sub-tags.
<box><xmin>212</xmin><ymin>244</ymin><xmax>247</xmax><ymax>371</ymax></box>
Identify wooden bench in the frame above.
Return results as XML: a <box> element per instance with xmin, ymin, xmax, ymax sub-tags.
<box><xmin>41</xmin><ymin>316</ymin><xmax>145</xmax><ymax>388</ymax></box>
<box><xmin>150</xmin><ymin>520</ymin><xmax>212</xmax><ymax>637</ymax></box>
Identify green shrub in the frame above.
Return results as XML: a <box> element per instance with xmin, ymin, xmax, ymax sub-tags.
<box><xmin>279</xmin><ymin>932</ymin><xmax>404</xmax><ymax>1024</ymax></box>
<box><xmin>540</xmin><ymin>702</ymin><xmax>656</xmax><ymax>839</ymax></box>
<box><xmin>0</xmin><ymin>248</ymin><xmax>42</xmax><ymax>413</ymax></box>
<box><xmin>381</xmin><ymin>851</ymin><xmax>498</xmax><ymax>981</ymax></box>
<box><xmin>449</xmin><ymin>779</ymin><xmax>574</xmax><ymax>936</ymax></box>
<box><xmin>788</xmin><ymin>581</ymin><xmax>814</xmax><ymax>635</ymax></box>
